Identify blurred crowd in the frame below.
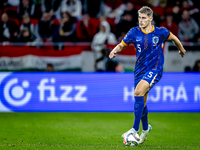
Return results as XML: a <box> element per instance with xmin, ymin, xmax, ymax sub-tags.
<box><xmin>0</xmin><ymin>0</ymin><xmax>200</xmax><ymax>46</ymax></box>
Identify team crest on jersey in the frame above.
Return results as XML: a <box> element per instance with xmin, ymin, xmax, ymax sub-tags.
<box><xmin>152</xmin><ymin>36</ymin><xmax>159</xmax><ymax>46</ymax></box>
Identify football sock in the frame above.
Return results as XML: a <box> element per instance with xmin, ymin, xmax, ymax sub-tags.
<box><xmin>141</xmin><ymin>105</ymin><xmax>148</xmax><ymax>130</ymax></box>
<box><xmin>133</xmin><ymin>96</ymin><xmax>144</xmax><ymax>131</ymax></box>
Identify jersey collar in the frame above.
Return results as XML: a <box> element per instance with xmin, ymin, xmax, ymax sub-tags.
<box><xmin>141</xmin><ymin>25</ymin><xmax>155</xmax><ymax>34</ymax></box>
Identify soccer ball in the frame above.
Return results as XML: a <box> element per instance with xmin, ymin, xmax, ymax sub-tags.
<box><xmin>123</xmin><ymin>132</ymin><xmax>140</xmax><ymax>146</ymax></box>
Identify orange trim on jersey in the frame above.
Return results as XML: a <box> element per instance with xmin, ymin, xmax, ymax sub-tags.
<box><xmin>121</xmin><ymin>40</ymin><xmax>128</xmax><ymax>46</ymax></box>
<box><xmin>141</xmin><ymin>25</ymin><xmax>155</xmax><ymax>34</ymax></box>
<box><xmin>161</xmin><ymin>43</ymin><xmax>164</xmax><ymax>49</ymax></box>
<box><xmin>150</xmin><ymin>74</ymin><xmax>157</xmax><ymax>87</ymax></box>
<box><xmin>167</xmin><ymin>32</ymin><xmax>172</xmax><ymax>40</ymax></box>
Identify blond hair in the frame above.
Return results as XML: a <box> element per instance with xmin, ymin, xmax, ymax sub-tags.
<box><xmin>138</xmin><ymin>6</ymin><xmax>153</xmax><ymax>17</ymax></box>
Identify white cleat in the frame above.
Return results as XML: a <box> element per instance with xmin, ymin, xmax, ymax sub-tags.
<box><xmin>139</xmin><ymin>124</ymin><xmax>152</xmax><ymax>144</ymax></box>
<box><xmin>122</xmin><ymin>128</ymin><xmax>140</xmax><ymax>146</ymax></box>
<box><xmin>121</xmin><ymin>128</ymin><xmax>139</xmax><ymax>138</ymax></box>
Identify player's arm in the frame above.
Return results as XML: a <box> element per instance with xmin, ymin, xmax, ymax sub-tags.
<box><xmin>168</xmin><ymin>32</ymin><xmax>186</xmax><ymax>57</ymax></box>
<box><xmin>109</xmin><ymin>43</ymin><xmax>126</xmax><ymax>59</ymax></box>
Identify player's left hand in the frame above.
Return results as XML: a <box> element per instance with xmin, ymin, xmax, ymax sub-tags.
<box><xmin>179</xmin><ymin>49</ymin><xmax>186</xmax><ymax>57</ymax></box>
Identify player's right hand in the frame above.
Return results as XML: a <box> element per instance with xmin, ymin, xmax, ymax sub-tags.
<box><xmin>109</xmin><ymin>51</ymin><xmax>117</xmax><ymax>59</ymax></box>
<box><xmin>179</xmin><ymin>49</ymin><xmax>186</xmax><ymax>57</ymax></box>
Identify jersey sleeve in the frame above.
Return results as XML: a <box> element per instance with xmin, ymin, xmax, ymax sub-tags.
<box><xmin>121</xmin><ymin>28</ymin><xmax>134</xmax><ymax>46</ymax></box>
<box><xmin>161</xmin><ymin>27</ymin><xmax>171</xmax><ymax>41</ymax></box>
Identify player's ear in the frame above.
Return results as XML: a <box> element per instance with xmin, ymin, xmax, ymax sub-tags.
<box><xmin>150</xmin><ymin>17</ymin><xmax>153</xmax><ymax>21</ymax></box>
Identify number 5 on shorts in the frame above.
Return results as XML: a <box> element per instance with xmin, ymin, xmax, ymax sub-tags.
<box><xmin>147</xmin><ymin>72</ymin><xmax>153</xmax><ymax>78</ymax></box>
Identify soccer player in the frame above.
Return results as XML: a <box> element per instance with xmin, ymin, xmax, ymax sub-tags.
<box><xmin>109</xmin><ymin>6</ymin><xmax>186</xmax><ymax>145</ymax></box>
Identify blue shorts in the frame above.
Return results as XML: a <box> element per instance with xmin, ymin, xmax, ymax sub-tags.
<box><xmin>134</xmin><ymin>71</ymin><xmax>162</xmax><ymax>91</ymax></box>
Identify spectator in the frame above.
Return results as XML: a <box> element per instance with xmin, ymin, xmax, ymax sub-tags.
<box><xmin>160</xmin><ymin>13</ymin><xmax>178</xmax><ymax>37</ymax></box>
<box><xmin>92</xmin><ymin>21</ymin><xmax>117</xmax><ymax>62</ymax></box>
<box><xmin>178</xmin><ymin>10</ymin><xmax>199</xmax><ymax>42</ymax></box>
<box><xmin>182</xmin><ymin>0</ymin><xmax>193</xmax><ymax>11</ymax></box>
<box><xmin>83</xmin><ymin>0</ymin><xmax>102</xmax><ymax>18</ymax></box>
<box><xmin>37</xmin><ymin>12</ymin><xmax>52</xmax><ymax>42</ymax></box>
<box><xmin>18</xmin><ymin>0</ymin><xmax>36</xmax><ymax>19</ymax></box>
<box><xmin>19</xmin><ymin>13</ymin><xmax>35</xmax><ymax>41</ymax></box>
<box><xmin>94</xmin><ymin>48</ymin><xmax>120</xmax><ymax>72</ymax></box>
<box><xmin>181</xmin><ymin>0</ymin><xmax>200</xmax><ymax>25</ymax></box>
<box><xmin>34</xmin><ymin>12</ymin><xmax>61</xmax><ymax>47</ymax></box>
<box><xmin>18</xmin><ymin>27</ymin><xmax>33</xmax><ymax>42</ymax></box>
<box><xmin>76</xmin><ymin>13</ymin><xmax>99</xmax><ymax>41</ymax></box>
<box><xmin>0</xmin><ymin>13</ymin><xmax>18</xmax><ymax>42</ymax></box>
<box><xmin>101</xmin><ymin>0</ymin><xmax>126</xmax><ymax>23</ymax></box>
<box><xmin>46</xmin><ymin>63</ymin><xmax>54</xmax><ymax>71</ymax></box>
<box><xmin>116</xmin><ymin>0</ymin><xmax>138</xmax><ymax>30</ymax></box>
<box><xmin>184</xmin><ymin>66</ymin><xmax>192</xmax><ymax>72</ymax></box>
<box><xmin>151</xmin><ymin>0</ymin><xmax>168</xmax><ymax>25</ymax></box>
<box><xmin>166</xmin><ymin>0</ymin><xmax>182</xmax><ymax>24</ymax></box>
<box><xmin>116</xmin><ymin>12</ymin><xmax>136</xmax><ymax>38</ymax></box>
<box><xmin>192</xmin><ymin>60</ymin><xmax>200</xmax><ymax>72</ymax></box>
<box><xmin>50</xmin><ymin>15</ymin><xmax>62</xmax><ymax>46</ymax></box>
<box><xmin>61</xmin><ymin>0</ymin><xmax>82</xmax><ymax>20</ymax></box>
<box><xmin>41</xmin><ymin>0</ymin><xmax>62</xmax><ymax>20</ymax></box>
<box><xmin>59</xmin><ymin>12</ymin><xmax>77</xmax><ymax>41</ymax></box>
<box><xmin>121</xmin><ymin>1</ymin><xmax>138</xmax><ymax>26</ymax></box>
<box><xmin>92</xmin><ymin>21</ymin><xmax>117</xmax><ymax>52</ymax></box>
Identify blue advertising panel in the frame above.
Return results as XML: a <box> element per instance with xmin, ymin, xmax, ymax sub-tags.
<box><xmin>0</xmin><ymin>72</ymin><xmax>200</xmax><ymax>112</ymax></box>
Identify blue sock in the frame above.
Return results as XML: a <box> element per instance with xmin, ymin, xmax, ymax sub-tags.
<box><xmin>141</xmin><ymin>105</ymin><xmax>148</xmax><ymax>130</ymax></box>
<box><xmin>133</xmin><ymin>96</ymin><xmax>144</xmax><ymax>131</ymax></box>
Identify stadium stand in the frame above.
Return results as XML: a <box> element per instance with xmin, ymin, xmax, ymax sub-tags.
<box><xmin>0</xmin><ymin>0</ymin><xmax>200</xmax><ymax>72</ymax></box>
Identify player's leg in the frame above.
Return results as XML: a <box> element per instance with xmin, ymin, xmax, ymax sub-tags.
<box><xmin>133</xmin><ymin>80</ymin><xmax>150</xmax><ymax>131</ymax></box>
<box><xmin>143</xmin><ymin>92</ymin><xmax>148</xmax><ymax>107</ymax></box>
<box><xmin>121</xmin><ymin>80</ymin><xmax>149</xmax><ymax>140</ymax></box>
<box><xmin>141</xmin><ymin>93</ymin><xmax>149</xmax><ymax>130</ymax></box>
<box><xmin>139</xmin><ymin>92</ymin><xmax>152</xmax><ymax>144</ymax></box>
<box><xmin>139</xmin><ymin>71</ymin><xmax>162</xmax><ymax>144</ymax></box>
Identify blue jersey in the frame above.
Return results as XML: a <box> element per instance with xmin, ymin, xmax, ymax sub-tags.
<box><xmin>122</xmin><ymin>25</ymin><xmax>171</xmax><ymax>80</ymax></box>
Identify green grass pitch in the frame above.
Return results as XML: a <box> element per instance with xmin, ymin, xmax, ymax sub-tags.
<box><xmin>0</xmin><ymin>113</ymin><xmax>200</xmax><ymax>150</ymax></box>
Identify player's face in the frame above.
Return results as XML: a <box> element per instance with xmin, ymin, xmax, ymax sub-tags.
<box><xmin>138</xmin><ymin>13</ymin><xmax>152</xmax><ymax>28</ymax></box>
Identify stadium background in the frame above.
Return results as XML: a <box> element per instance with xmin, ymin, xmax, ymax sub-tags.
<box><xmin>0</xmin><ymin>0</ymin><xmax>200</xmax><ymax>149</ymax></box>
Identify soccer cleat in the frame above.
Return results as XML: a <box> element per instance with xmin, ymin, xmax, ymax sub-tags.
<box><xmin>122</xmin><ymin>128</ymin><xmax>140</xmax><ymax>146</ymax></box>
<box><xmin>121</xmin><ymin>128</ymin><xmax>139</xmax><ymax>138</ymax></box>
<box><xmin>139</xmin><ymin>124</ymin><xmax>152</xmax><ymax>144</ymax></box>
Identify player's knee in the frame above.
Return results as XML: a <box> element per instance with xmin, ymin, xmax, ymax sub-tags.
<box><xmin>134</xmin><ymin>89</ymin><xmax>144</xmax><ymax>96</ymax></box>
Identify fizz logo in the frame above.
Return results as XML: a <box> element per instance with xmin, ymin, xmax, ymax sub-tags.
<box><xmin>3</xmin><ymin>78</ymin><xmax>32</xmax><ymax>106</ymax></box>
<box><xmin>1</xmin><ymin>76</ymin><xmax>88</xmax><ymax>110</ymax></box>
<box><xmin>37</xmin><ymin>78</ymin><xmax>87</xmax><ymax>102</ymax></box>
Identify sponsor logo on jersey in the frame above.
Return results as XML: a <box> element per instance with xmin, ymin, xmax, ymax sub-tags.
<box><xmin>136</xmin><ymin>36</ymin><xmax>142</xmax><ymax>42</ymax></box>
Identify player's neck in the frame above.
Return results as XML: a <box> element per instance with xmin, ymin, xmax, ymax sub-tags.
<box><xmin>141</xmin><ymin>24</ymin><xmax>154</xmax><ymax>33</ymax></box>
